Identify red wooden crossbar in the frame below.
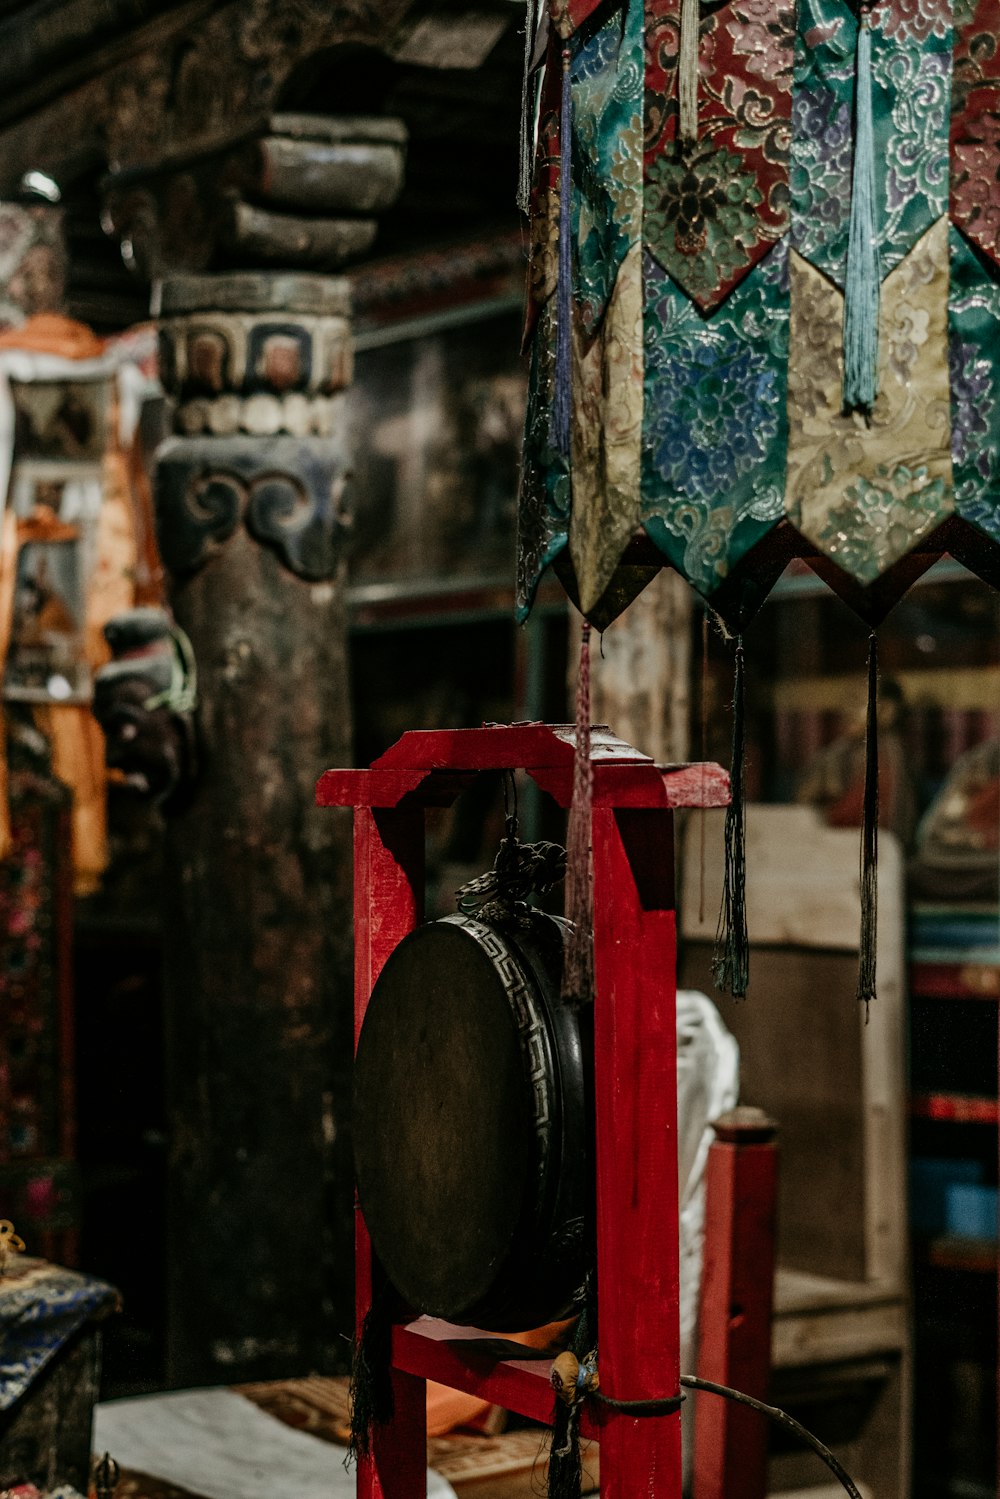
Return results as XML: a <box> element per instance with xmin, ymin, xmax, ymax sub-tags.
<box><xmin>391</xmin><ymin>1320</ymin><xmax>601</xmax><ymax>1440</ymax></box>
<box><xmin>318</xmin><ymin>723</ymin><xmax>730</xmax><ymax>1499</ymax></box>
<box><xmin>317</xmin><ymin>725</ymin><xmax>729</xmax><ymax>813</ymax></box>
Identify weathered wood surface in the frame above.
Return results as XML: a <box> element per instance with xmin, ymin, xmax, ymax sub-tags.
<box><xmin>106</xmin><ymin>120</ymin><xmax>406</xmax><ymax>279</ymax></box>
<box><xmin>224</xmin><ymin>203</ymin><xmax>377</xmax><ymax>268</ymax></box>
<box><xmin>160</xmin><ymin>271</ymin><xmax>351</xmax><ymax>317</ymax></box>
<box><xmin>587</xmin><ymin>569</ymin><xmax>694</xmax><ymax>767</ymax></box>
<box><xmin>680</xmin><ymin>804</ymin><xmax>908</xmax><ymax>1292</ymax></box>
<box><xmin>0</xmin><ymin>1</ymin><xmax>421</xmax><ymax>191</ymax></box>
<box><xmin>0</xmin><ymin>1326</ymin><xmax>102</xmax><ymax>1491</ymax></box>
<box><xmin>161</xmin><ymin>529</ymin><xmax>353</xmax><ymax>1384</ymax></box>
<box><xmin>257</xmin><ymin>134</ymin><xmax>406</xmax><ymax>214</ymax></box>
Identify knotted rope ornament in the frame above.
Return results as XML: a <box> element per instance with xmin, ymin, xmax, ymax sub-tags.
<box><xmin>548</xmin><ymin>1349</ymin><xmax>600</xmax><ymax>1499</ymax></box>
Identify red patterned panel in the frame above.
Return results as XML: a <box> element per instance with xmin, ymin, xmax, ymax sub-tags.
<box><xmin>951</xmin><ymin>0</ymin><xmax>1000</xmax><ymax>267</ymax></box>
<box><xmin>643</xmin><ymin>0</ymin><xmax>793</xmax><ymax>311</ymax></box>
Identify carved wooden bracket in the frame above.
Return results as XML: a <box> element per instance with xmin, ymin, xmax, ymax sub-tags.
<box><xmin>155</xmin><ymin>433</ymin><xmax>350</xmax><ymax>582</ymax></box>
<box><xmin>104</xmin><ymin>114</ymin><xmax>408</xmax><ymax>281</ymax></box>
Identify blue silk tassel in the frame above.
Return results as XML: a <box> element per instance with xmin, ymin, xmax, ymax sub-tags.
<box><xmin>842</xmin><ymin>9</ymin><xmax>881</xmax><ymax>414</ymax></box>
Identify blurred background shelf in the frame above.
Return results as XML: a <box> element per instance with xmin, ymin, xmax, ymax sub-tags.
<box><xmin>909</xmin><ymin>1094</ymin><xmax>999</xmax><ymax>1125</ymax></box>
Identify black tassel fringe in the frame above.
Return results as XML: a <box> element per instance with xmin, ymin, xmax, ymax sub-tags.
<box><xmin>548</xmin><ymin>1400</ymin><xmax>583</xmax><ymax>1499</ymax></box>
<box><xmin>348</xmin><ymin>1294</ymin><xmax>394</xmax><ymax>1462</ymax></box>
<box><xmin>713</xmin><ymin>637</ymin><xmax>749</xmax><ymax>999</ymax></box>
<box><xmin>546</xmin><ymin>1280</ymin><xmax>597</xmax><ymax>1499</ymax></box>
<box><xmin>858</xmin><ymin>631</ymin><xmax>879</xmax><ymax>1018</ymax></box>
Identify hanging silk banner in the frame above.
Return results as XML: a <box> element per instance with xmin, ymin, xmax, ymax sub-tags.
<box><xmin>518</xmin><ymin>0</ymin><xmax>1000</xmax><ymax>630</ymax></box>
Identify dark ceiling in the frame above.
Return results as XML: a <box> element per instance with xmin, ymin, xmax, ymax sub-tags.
<box><xmin>41</xmin><ymin>2</ymin><xmax>527</xmax><ymax>328</ymax></box>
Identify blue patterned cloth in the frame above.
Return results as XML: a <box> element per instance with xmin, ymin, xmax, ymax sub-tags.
<box><xmin>0</xmin><ymin>1258</ymin><xmax>118</xmax><ymax>1411</ymax></box>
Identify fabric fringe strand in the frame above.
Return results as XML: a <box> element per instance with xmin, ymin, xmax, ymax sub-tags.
<box><xmin>517</xmin><ymin>0</ymin><xmax>539</xmax><ymax>213</ymax></box>
<box><xmin>858</xmin><ymin>630</ymin><xmax>879</xmax><ymax>1016</ymax></box>
<box><xmin>678</xmin><ymin>0</ymin><xmax>700</xmax><ymax>144</ymax></box>
<box><xmin>348</xmin><ymin>1295</ymin><xmax>395</xmax><ymax>1463</ymax></box>
<box><xmin>548</xmin><ymin>1400</ymin><xmax>583</xmax><ymax>1499</ymax></box>
<box><xmin>713</xmin><ymin>637</ymin><xmax>749</xmax><ymax>999</ymax></box>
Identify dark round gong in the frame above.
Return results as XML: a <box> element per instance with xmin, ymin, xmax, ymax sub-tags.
<box><xmin>353</xmin><ymin>910</ymin><xmax>591</xmax><ymax>1330</ymax></box>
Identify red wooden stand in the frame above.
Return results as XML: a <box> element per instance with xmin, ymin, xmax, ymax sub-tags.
<box><xmin>318</xmin><ymin>724</ymin><xmax>729</xmax><ymax>1499</ymax></box>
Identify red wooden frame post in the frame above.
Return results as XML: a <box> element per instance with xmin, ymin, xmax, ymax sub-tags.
<box><xmin>355</xmin><ymin>806</ymin><xmax>428</xmax><ymax>1499</ymax></box>
<box><xmin>693</xmin><ymin>1108</ymin><xmax>778</xmax><ymax>1499</ymax></box>
<box><xmin>592</xmin><ymin>806</ymin><xmax>683</xmax><ymax>1497</ymax></box>
<box><xmin>317</xmin><ymin>725</ymin><xmax>730</xmax><ymax>1499</ymax></box>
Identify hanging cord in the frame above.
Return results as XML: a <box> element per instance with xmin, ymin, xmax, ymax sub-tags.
<box><xmin>545</xmin><ymin>1361</ymin><xmax>862</xmax><ymax>1499</ymax></box>
<box><xmin>517</xmin><ymin>0</ymin><xmax>540</xmax><ymax>213</ymax></box>
<box><xmin>551</xmin><ymin>45</ymin><xmax>573</xmax><ymax>458</ymax></box>
<box><xmin>842</xmin><ymin>6</ymin><xmax>881</xmax><ymax>414</ymax></box>
<box><xmin>562</xmin><ymin>618</ymin><xmax>594</xmax><ymax>1005</ymax></box>
<box><xmin>698</xmin><ymin>608</ymin><xmax>709</xmax><ymax>925</ymax></box>
<box><xmin>713</xmin><ymin>636</ymin><xmax>749</xmax><ymax>998</ymax></box>
<box><xmin>678</xmin><ymin>0</ymin><xmax>700</xmax><ymax>145</ymax></box>
<box><xmin>348</xmin><ymin>1284</ymin><xmax>395</xmax><ymax>1463</ymax></box>
<box><xmin>679</xmin><ymin>1376</ymin><xmax>864</xmax><ymax>1499</ymax></box>
<box><xmin>858</xmin><ymin>630</ymin><xmax>879</xmax><ymax>1016</ymax></box>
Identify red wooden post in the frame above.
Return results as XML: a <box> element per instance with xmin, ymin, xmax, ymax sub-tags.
<box><xmin>592</xmin><ymin>805</ymin><xmax>684</xmax><ymax>1499</ymax></box>
<box><xmin>355</xmin><ymin>806</ymin><xmax>428</xmax><ymax>1499</ymax></box>
<box><xmin>693</xmin><ymin>1107</ymin><xmax>778</xmax><ymax>1499</ymax></box>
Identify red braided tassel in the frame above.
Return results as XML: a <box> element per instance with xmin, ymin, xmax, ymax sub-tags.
<box><xmin>562</xmin><ymin>619</ymin><xmax>593</xmax><ymax>1006</ymax></box>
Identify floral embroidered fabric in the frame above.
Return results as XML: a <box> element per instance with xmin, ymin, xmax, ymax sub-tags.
<box><xmin>642</xmin><ymin>244</ymin><xmax>788</xmax><ymax>598</ymax></box>
<box><xmin>644</xmin><ymin>0</ymin><xmax>793</xmax><ymax>310</ymax></box>
<box><xmin>792</xmin><ymin>0</ymin><xmax>951</xmax><ymax>286</ymax></box>
<box><xmin>950</xmin><ymin>0</ymin><xmax>1000</xmax><ymax>269</ymax></box>
<box><xmin>571</xmin><ymin>0</ymin><xmax>644</xmax><ymax>337</ymax></box>
<box><xmin>517</xmin><ymin>0</ymin><xmax>1000</xmax><ymax>624</ymax></box>
<box><xmin>788</xmin><ymin>218</ymin><xmax>954</xmax><ymax>581</ymax></box>
<box><xmin>517</xmin><ymin>296</ymin><xmax>570</xmax><ymax>619</ymax></box>
<box><xmin>949</xmin><ymin>227</ymin><xmax>1000</xmax><ymax>542</ymax></box>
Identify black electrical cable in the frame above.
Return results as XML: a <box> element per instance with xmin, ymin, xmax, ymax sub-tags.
<box><xmin>679</xmin><ymin>1374</ymin><xmax>864</xmax><ymax>1499</ymax></box>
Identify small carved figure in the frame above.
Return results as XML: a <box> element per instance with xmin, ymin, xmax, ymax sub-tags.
<box><xmin>92</xmin><ymin>607</ymin><xmax>198</xmax><ymax>808</ymax></box>
<box><xmin>0</xmin><ymin>1219</ymin><xmax>25</xmax><ymax>1276</ymax></box>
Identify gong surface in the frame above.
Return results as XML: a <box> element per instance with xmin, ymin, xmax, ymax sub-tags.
<box><xmin>353</xmin><ymin>917</ymin><xmax>547</xmax><ymax>1322</ymax></box>
<box><xmin>354</xmin><ymin>911</ymin><xmax>591</xmax><ymax>1329</ymax></box>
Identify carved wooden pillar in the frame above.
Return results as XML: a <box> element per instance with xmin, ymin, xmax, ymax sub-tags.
<box><xmin>99</xmin><ymin>98</ymin><xmax>411</xmax><ymax>1382</ymax></box>
<box><xmin>152</xmin><ymin>270</ymin><xmax>356</xmax><ymax>1384</ymax></box>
